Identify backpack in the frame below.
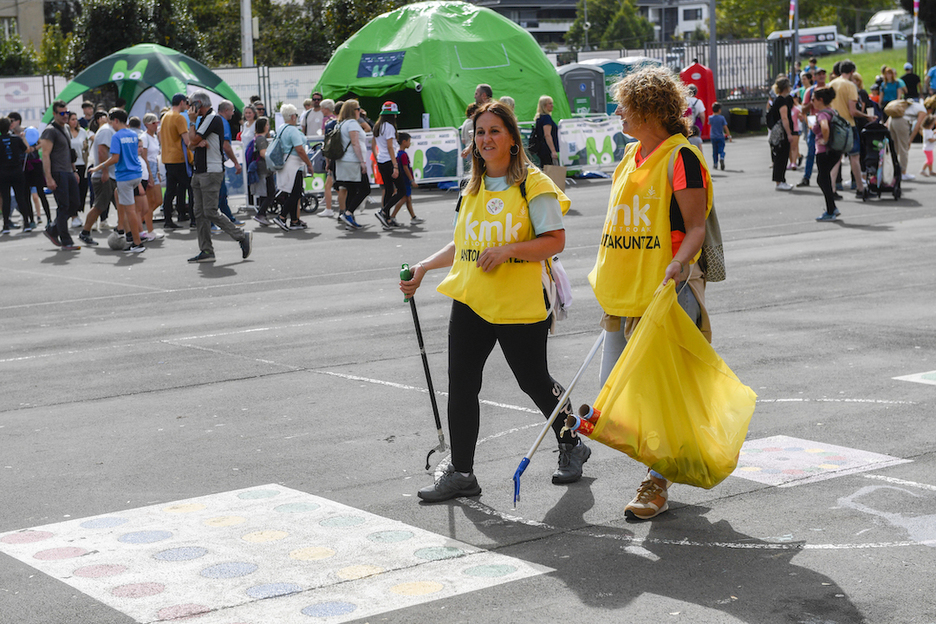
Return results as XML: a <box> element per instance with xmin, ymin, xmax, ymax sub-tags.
<box><xmin>827</xmin><ymin>110</ymin><xmax>854</xmax><ymax>154</ymax></box>
<box><xmin>527</xmin><ymin>121</ymin><xmax>541</xmax><ymax>153</ymax></box>
<box><xmin>322</xmin><ymin>121</ymin><xmax>348</xmax><ymax>160</ymax></box>
<box><xmin>264</xmin><ymin>131</ymin><xmax>293</xmax><ymax>172</ymax></box>
<box><xmin>244</xmin><ymin>138</ymin><xmax>258</xmax><ymax>167</ymax></box>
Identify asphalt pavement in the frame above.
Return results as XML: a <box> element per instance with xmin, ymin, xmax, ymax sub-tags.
<box><xmin>1</xmin><ymin>136</ymin><xmax>934</xmax><ymax>624</ymax></box>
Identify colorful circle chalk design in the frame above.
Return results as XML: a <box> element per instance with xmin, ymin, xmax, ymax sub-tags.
<box><xmin>414</xmin><ymin>546</ymin><xmax>465</xmax><ymax>561</ymax></box>
<box><xmin>204</xmin><ymin>516</ymin><xmax>247</xmax><ymax>528</ymax></box>
<box><xmin>463</xmin><ymin>564</ymin><xmax>517</xmax><ymax>578</ymax></box>
<box><xmin>241</xmin><ymin>530</ymin><xmax>289</xmax><ymax>543</ymax></box>
<box><xmin>80</xmin><ymin>518</ymin><xmax>129</xmax><ymax>530</ymax></box>
<box><xmin>390</xmin><ymin>581</ymin><xmax>444</xmax><ymax>596</ymax></box>
<box><xmin>301</xmin><ymin>602</ymin><xmax>357</xmax><ymax>617</ymax></box>
<box><xmin>336</xmin><ymin>565</ymin><xmax>384</xmax><ymax>580</ymax></box>
<box><xmin>274</xmin><ymin>503</ymin><xmax>321</xmax><ymax>514</ymax></box>
<box><xmin>74</xmin><ymin>564</ymin><xmax>128</xmax><ymax>578</ymax></box>
<box><xmin>111</xmin><ymin>582</ymin><xmax>165</xmax><ymax>598</ymax></box>
<box><xmin>200</xmin><ymin>562</ymin><xmax>259</xmax><ymax>579</ymax></box>
<box><xmin>118</xmin><ymin>531</ymin><xmax>173</xmax><ymax>544</ymax></box>
<box><xmin>245</xmin><ymin>582</ymin><xmax>303</xmax><ymax>599</ymax></box>
<box><xmin>367</xmin><ymin>530</ymin><xmax>414</xmax><ymax>543</ymax></box>
<box><xmin>1</xmin><ymin>531</ymin><xmax>54</xmax><ymax>544</ymax></box>
<box><xmin>33</xmin><ymin>547</ymin><xmax>88</xmax><ymax>560</ymax></box>
<box><xmin>153</xmin><ymin>547</ymin><xmax>209</xmax><ymax>562</ymax></box>
<box><xmin>289</xmin><ymin>547</ymin><xmax>336</xmax><ymax>561</ymax></box>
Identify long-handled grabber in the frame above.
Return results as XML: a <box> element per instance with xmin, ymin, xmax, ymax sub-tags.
<box><xmin>512</xmin><ymin>332</ymin><xmax>605</xmax><ymax>506</ymax></box>
<box><xmin>401</xmin><ymin>264</ymin><xmax>446</xmax><ymax>470</ymax></box>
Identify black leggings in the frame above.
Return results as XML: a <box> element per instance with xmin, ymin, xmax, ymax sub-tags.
<box><xmin>816</xmin><ymin>150</ymin><xmax>840</xmax><ymax>215</ymax></box>
<box><xmin>377</xmin><ymin>160</ymin><xmax>405</xmax><ymax>215</ymax></box>
<box><xmin>257</xmin><ymin>176</ymin><xmax>276</xmax><ymax>216</ymax></box>
<box><xmin>447</xmin><ymin>300</ymin><xmax>574</xmax><ymax>473</ymax></box>
<box><xmin>1</xmin><ymin>170</ymin><xmax>32</xmax><ymax>226</ymax></box>
<box><xmin>341</xmin><ymin>171</ymin><xmax>370</xmax><ymax>215</ymax></box>
<box><xmin>772</xmin><ymin>139</ymin><xmax>790</xmax><ymax>183</ymax></box>
<box><xmin>278</xmin><ymin>170</ymin><xmax>304</xmax><ymax>221</ymax></box>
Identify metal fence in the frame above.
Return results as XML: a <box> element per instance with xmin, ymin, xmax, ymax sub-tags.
<box><xmin>562</xmin><ymin>40</ymin><xmax>776</xmax><ymax>101</ymax></box>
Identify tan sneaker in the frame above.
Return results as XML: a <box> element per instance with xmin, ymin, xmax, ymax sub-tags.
<box><xmin>625</xmin><ymin>473</ymin><xmax>670</xmax><ymax>520</ymax></box>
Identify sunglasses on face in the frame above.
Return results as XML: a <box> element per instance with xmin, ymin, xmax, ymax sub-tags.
<box><xmin>312</xmin><ymin>98</ymin><xmax>322</xmax><ymax>102</ymax></box>
<box><xmin>56</xmin><ymin>111</ymin><xmax>71</xmax><ymax>117</ymax></box>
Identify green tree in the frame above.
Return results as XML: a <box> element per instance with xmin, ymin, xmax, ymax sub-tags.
<box><xmin>316</xmin><ymin>0</ymin><xmax>409</xmax><ymax>51</ymax></box>
<box><xmin>69</xmin><ymin>0</ymin><xmax>152</xmax><ymax>73</ymax></box>
<box><xmin>40</xmin><ymin>15</ymin><xmax>72</xmax><ymax>75</ymax></box>
<box><xmin>566</xmin><ymin>0</ymin><xmax>653</xmax><ymax>50</ymax></box>
<box><xmin>191</xmin><ymin>0</ymin><xmax>240</xmax><ymax>66</ymax></box>
<box><xmin>0</xmin><ymin>34</ymin><xmax>40</xmax><ymax>76</ymax></box>
<box><xmin>151</xmin><ymin>0</ymin><xmax>202</xmax><ymax>57</ymax></box>
<box><xmin>254</xmin><ymin>0</ymin><xmax>331</xmax><ymax>65</ymax></box>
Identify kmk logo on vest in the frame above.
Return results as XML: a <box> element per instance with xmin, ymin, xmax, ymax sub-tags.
<box><xmin>465</xmin><ymin>213</ymin><xmax>523</xmax><ymax>245</ymax></box>
<box><xmin>610</xmin><ymin>194</ymin><xmax>652</xmax><ymax>231</ymax></box>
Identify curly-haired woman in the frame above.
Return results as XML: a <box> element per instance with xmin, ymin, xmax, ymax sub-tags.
<box><xmin>589</xmin><ymin>66</ymin><xmax>713</xmax><ymax>520</ymax></box>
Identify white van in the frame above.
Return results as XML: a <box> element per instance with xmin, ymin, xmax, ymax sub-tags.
<box><xmin>851</xmin><ymin>30</ymin><xmax>907</xmax><ymax>54</ymax></box>
<box><xmin>866</xmin><ymin>9</ymin><xmax>914</xmax><ymax>35</ymax></box>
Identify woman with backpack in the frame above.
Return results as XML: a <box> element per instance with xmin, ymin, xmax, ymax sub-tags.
<box><xmin>811</xmin><ymin>86</ymin><xmax>841</xmax><ymax>222</ymax></box>
<box><xmin>271</xmin><ymin>104</ymin><xmax>315</xmax><ymax>231</ymax></box>
<box><xmin>335</xmin><ymin>99</ymin><xmax>371</xmax><ymax>231</ymax></box>
<box><xmin>373</xmin><ymin>101</ymin><xmax>406</xmax><ymax>229</ymax></box>
<box><xmin>400</xmin><ymin>101</ymin><xmax>582</xmax><ymax>502</ymax></box>
<box><xmin>768</xmin><ymin>76</ymin><xmax>796</xmax><ymax>190</ymax></box>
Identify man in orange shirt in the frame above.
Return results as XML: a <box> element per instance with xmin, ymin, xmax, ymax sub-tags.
<box><xmin>159</xmin><ymin>93</ymin><xmax>192</xmax><ymax>229</ymax></box>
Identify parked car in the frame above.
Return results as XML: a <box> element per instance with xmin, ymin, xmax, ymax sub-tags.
<box><xmin>852</xmin><ymin>30</ymin><xmax>907</xmax><ymax>54</ymax></box>
<box><xmin>799</xmin><ymin>42</ymin><xmax>839</xmax><ymax>57</ymax></box>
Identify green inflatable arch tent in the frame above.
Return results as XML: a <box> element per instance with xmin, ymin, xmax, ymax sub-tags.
<box><xmin>314</xmin><ymin>1</ymin><xmax>571</xmax><ymax>130</ymax></box>
<box><xmin>43</xmin><ymin>44</ymin><xmax>244</xmax><ymax>123</ymax></box>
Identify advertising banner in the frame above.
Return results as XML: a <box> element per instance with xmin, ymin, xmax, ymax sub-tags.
<box><xmin>558</xmin><ymin>116</ymin><xmax>629</xmax><ymax>170</ymax></box>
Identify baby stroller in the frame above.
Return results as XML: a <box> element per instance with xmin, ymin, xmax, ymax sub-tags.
<box><xmin>859</xmin><ymin>121</ymin><xmax>901</xmax><ymax>201</ymax></box>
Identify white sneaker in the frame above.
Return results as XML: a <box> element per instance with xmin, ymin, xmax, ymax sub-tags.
<box><xmin>319</xmin><ymin>209</ymin><xmax>335</xmax><ymax>218</ymax></box>
<box><xmin>901</xmin><ymin>173</ymin><xmax>916</xmax><ymax>181</ymax></box>
<box><xmin>776</xmin><ymin>182</ymin><xmax>793</xmax><ymax>191</ymax></box>
<box><xmin>70</xmin><ymin>217</ymin><xmax>82</xmax><ymax>228</ymax></box>
<box><xmin>144</xmin><ymin>230</ymin><xmax>165</xmax><ymax>241</ymax></box>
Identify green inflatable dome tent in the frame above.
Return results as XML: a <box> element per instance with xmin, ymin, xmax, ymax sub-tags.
<box><xmin>314</xmin><ymin>0</ymin><xmax>571</xmax><ymax>130</ymax></box>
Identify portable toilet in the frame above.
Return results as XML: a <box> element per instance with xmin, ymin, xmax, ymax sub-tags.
<box><xmin>557</xmin><ymin>63</ymin><xmax>606</xmax><ymax>115</ymax></box>
<box><xmin>579</xmin><ymin>56</ymin><xmax>661</xmax><ymax>114</ymax></box>
<box><xmin>680</xmin><ymin>61</ymin><xmax>716</xmax><ymax>140</ymax></box>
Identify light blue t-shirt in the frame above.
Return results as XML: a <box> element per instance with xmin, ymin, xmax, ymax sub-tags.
<box><xmin>110</xmin><ymin>127</ymin><xmax>142</xmax><ymax>182</ymax></box>
<box><xmin>928</xmin><ymin>66</ymin><xmax>936</xmax><ymax>91</ymax></box>
<box><xmin>278</xmin><ymin>124</ymin><xmax>307</xmax><ymax>154</ymax></box>
<box><xmin>463</xmin><ymin>175</ymin><xmax>563</xmax><ymax>236</ymax></box>
<box><xmin>708</xmin><ymin>114</ymin><xmax>728</xmax><ymax>140</ymax></box>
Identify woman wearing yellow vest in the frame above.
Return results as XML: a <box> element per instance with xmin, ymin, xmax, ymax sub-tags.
<box><xmin>400</xmin><ymin>101</ymin><xmax>586</xmax><ymax>502</ymax></box>
<box><xmin>590</xmin><ymin>66</ymin><xmax>714</xmax><ymax>520</ymax></box>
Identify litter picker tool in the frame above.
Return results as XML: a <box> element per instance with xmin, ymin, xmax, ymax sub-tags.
<box><xmin>512</xmin><ymin>332</ymin><xmax>605</xmax><ymax>506</ymax></box>
<box><xmin>401</xmin><ymin>264</ymin><xmax>446</xmax><ymax>470</ymax></box>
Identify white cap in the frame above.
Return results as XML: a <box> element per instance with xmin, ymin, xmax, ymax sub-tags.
<box><xmin>904</xmin><ymin>62</ymin><xmax>913</xmax><ymax>70</ymax></box>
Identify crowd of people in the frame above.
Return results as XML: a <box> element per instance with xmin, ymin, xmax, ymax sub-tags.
<box><xmin>767</xmin><ymin>58</ymin><xmax>936</xmax><ymax>220</ymax></box>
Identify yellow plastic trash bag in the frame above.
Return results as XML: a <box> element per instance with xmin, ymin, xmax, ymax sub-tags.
<box><xmin>587</xmin><ymin>281</ymin><xmax>756</xmax><ymax>489</ymax></box>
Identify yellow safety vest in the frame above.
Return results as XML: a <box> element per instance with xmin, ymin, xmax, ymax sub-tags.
<box><xmin>588</xmin><ymin>134</ymin><xmax>711</xmax><ymax>318</ymax></box>
<box><xmin>437</xmin><ymin>168</ymin><xmax>570</xmax><ymax>324</ymax></box>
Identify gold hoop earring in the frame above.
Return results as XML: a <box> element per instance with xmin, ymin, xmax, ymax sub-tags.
<box><xmin>509</xmin><ymin>144</ymin><xmax>519</xmax><ymax>155</ymax></box>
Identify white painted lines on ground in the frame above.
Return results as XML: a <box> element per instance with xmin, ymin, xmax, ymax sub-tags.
<box><xmin>893</xmin><ymin>370</ymin><xmax>936</xmax><ymax>386</ymax></box>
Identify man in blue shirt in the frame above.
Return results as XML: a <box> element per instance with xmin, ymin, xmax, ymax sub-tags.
<box><xmin>88</xmin><ymin>108</ymin><xmax>146</xmax><ymax>253</ymax></box>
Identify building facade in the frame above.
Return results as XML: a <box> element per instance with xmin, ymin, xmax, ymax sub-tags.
<box><xmin>0</xmin><ymin>0</ymin><xmax>45</xmax><ymax>49</ymax></box>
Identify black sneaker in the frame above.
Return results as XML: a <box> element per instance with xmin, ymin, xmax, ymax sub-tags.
<box><xmin>271</xmin><ymin>215</ymin><xmax>289</xmax><ymax>231</ymax></box>
<box><xmin>375</xmin><ymin>210</ymin><xmax>392</xmax><ymax>230</ymax></box>
<box><xmin>796</xmin><ymin>179</ymin><xmax>810</xmax><ymax>187</ymax></box>
<box><xmin>240</xmin><ymin>231</ymin><xmax>253</xmax><ymax>259</ymax></box>
<box><xmin>125</xmin><ymin>243</ymin><xmax>146</xmax><ymax>253</ymax></box>
<box><xmin>78</xmin><ymin>232</ymin><xmax>99</xmax><ymax>246</ymax></box>
<box><xmin>187</xmin><ymin>251</ymin><xmax>216</xmax><ymax>263</ymax></box>
<box><xmin>163</xmin><ymin>220</ymin><xmax>182</xmax><ymax>230</ymax></box>
<box><xmin>61</xmin><ymin>243</ymin><xmax>81</xmax><ymax>251</ymax></box>
<box><xmin>43</xmin><ymin>227</ymin><xmax>62</xmax><ymax>247</ymax></box>
<box><xmin>719</xmin><ymin>160</ymin><xmax>725</xmax><ymax>171</ymax></box>
<box><xmin>417</xmin><ymin>465</ymin><xmax>482</xmax><ymax>502</ymax></box>
<box><xmin>552</xmin><ymin>440</ymin><xmax>592</xmax><ymax>484</ymax></box>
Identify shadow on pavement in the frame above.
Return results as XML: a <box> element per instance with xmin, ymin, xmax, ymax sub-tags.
<box><xmin>457</xmin><ymin>482</ymin><xmax>867</xmax><ymax>623</ymax></box>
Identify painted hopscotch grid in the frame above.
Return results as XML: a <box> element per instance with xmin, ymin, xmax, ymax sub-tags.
<box><xmin>893</xmin><ymin>370</ymin><xmax>936</xmax><ymax>386</ymax></box>
<box><xmin>0</xmin><ymin>485</ymin><xmax>550</xmax><ymax>623</ymax></box>
<box><xmin>735</xmin><ymin>435</ymin><xmax>911</xmax><ymax>488</ymax></box>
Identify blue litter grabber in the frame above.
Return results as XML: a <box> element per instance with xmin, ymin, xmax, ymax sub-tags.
<box><xmin>512</xmin><ymin>332</ymin><xmax>605</xmax><ymax>506</ymax></box>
